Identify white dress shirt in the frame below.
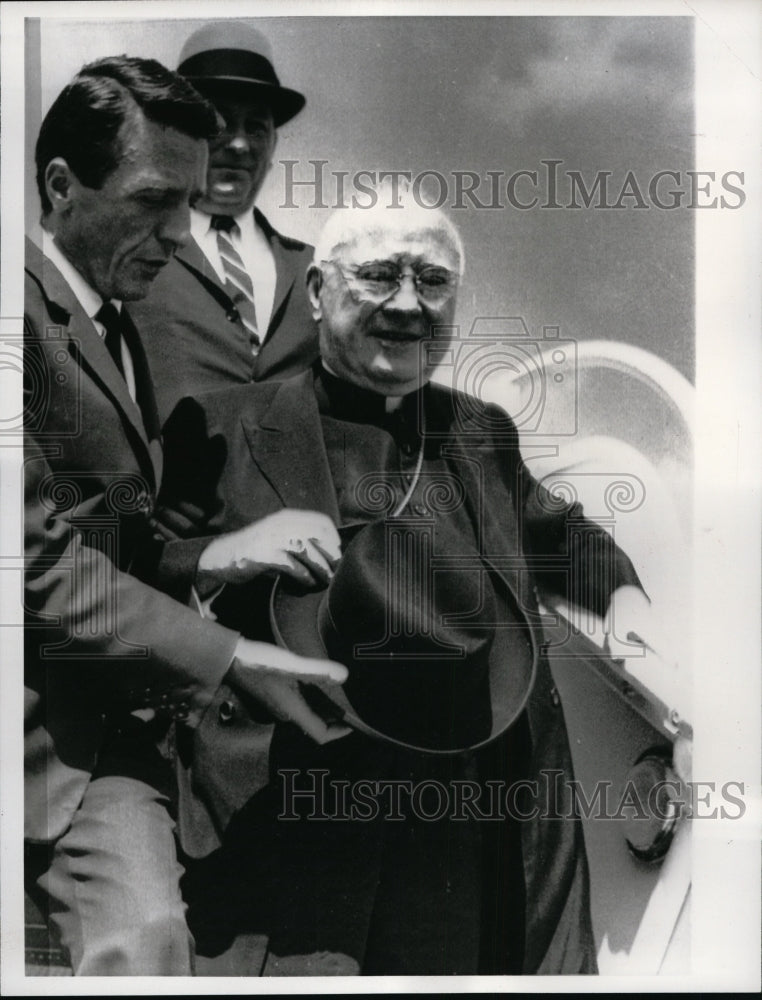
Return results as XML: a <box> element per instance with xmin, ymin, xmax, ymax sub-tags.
<box><xmin>190</xmin><ymin>208</ymin><xmax>277</xmax><ymax>337</ymax></box>
<box><xmin>41</xmin><ymin>230</ymin><xmax>137</xmax><ymax>402</ymax></box>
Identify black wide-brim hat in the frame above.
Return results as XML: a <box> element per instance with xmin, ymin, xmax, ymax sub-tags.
<box><xmin>178</xmin><ymin>21</ymin><xmax>306</xmax><ymax>127</ymax></box>
<box><xmin>270</xmin><ymin>518</ymin><xmax>537</xmax><ymax>755</ymax></box>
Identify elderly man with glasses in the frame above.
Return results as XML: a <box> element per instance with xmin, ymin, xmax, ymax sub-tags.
<box><xmin>156</xmin><ymin>189</ymin><xmax>655</xmax><ymax>976</ymax></box>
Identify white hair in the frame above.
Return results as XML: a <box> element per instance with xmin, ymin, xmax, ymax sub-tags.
<box><xmin>313</xmin><ymin>181</ymin><xmax>465</xmax><ymax>276</ymax></box>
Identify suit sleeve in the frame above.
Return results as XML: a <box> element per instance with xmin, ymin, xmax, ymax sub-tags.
<box><xmin>25</xmin><ymin>435</ymin><xmax>238</xmax><ymax>727</ymax></box>
<box><xmin>520</xmin><ymin>461</ymin><xmax>642</xmax><ymax>616</ymax></box>
<box><xmin>489</xmin><ymin>404</ymin><xmax>643</xmax><ymax>616</ymax></box>
<box><xmin>146</xmin><ymin>395</ymin><xmax>230</xmax><ymax>600</ymax></box>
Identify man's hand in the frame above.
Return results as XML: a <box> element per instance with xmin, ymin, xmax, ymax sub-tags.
<box><xmin>603</xmin><ymin>585</ymin><xmax>690</xmax><ymax>724</ymax></box>
<box><xmin>197</xmin><ymin>509</ymin><xmax>341</xmax><ymax>592</ymax></box>
<box><xmin>226</xmin><ymin>637</ymin><xmax>352</xmax><ymax>744</ymax></box>
<box><xmin>603</xmin><ymin>585</ymin><xmax>679</xmax><ymax>669</ymax></box>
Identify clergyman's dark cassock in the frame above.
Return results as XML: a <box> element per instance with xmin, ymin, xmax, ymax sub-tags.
<box><xmin>155</xmin><ymin>364</ymin><xmax>642</xmax><ymax>974</ymax></box>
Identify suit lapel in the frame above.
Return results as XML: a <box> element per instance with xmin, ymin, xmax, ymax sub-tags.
<box><xmin>250</xmin><ymin>210</ymin><xmax>305</xmax><ymax>379</ymax></box>
<box><xmin>239</xmin><ymin>377</ymin><xmax>520</xmax><ymax>574</ymax></box>
<box><xmin>258</xmin><ymin>210</ymin><xmax>297</xmax><ymax>335</ymax></box>
<box><xmin>175</xmin><ymin>216</ymin><xmax>298</xmax><ymax>327</ymax></box>
<box><xmin>254</xmin><ymin>208</ymin><xmax>296</xmax><ymax>340</ymax></box>
<box><xmin>174</xmin><ymin>234</ymin><xmax>223</xmax><ymax>287</ymax></box>
<box><xmin>173</xmin><ymin>236</ymin><xmax>234</xmax><ymax>310</ymax></box>
<box><xmin>121</xmin><ymin>307</ymin><xmax>163</xmax><ymax>485</ymax></box>
<box><xmin>67</xmin><ymin>312</ymin><xmax>162</xmax><ymax>490</ymax></box>
<box><xmin>428</xmin><ymin>387</ymin><xmax>523</xmax><ymax>597</ymax></box>
<box><xmin>239</xmin><ymin>370</ymin><xmax>341</xmax><ymax>524</ymax></box>
<box><xmin>29</xmin><ymin>243</ymin><xmax>161</xmax><ymax>487</ymax></box>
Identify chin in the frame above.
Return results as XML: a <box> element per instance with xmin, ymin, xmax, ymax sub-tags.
<box><xmin>367</xmin><ymin>366</ymin><xmax>424</xmax><ymax>395</ymax></box>
<box><xmin>118</xmin><ymin>280</ymin><xmax>153</xmax><ymax>302</ymax></box>
<box><xmin>197</xmin><ymin>189</ymin><xmax>257</xmax><ymax>218</ymax></box>
<box><xmin>206</xmin><ymin>199</ymin><xmax>250</xmax><ymax>216</ymax></box>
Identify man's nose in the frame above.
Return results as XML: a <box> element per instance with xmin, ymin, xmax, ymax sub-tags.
<box><xmin>157</xmin><ymin>203</ymin><xmax>192</xmax><ymax>252</ymax></box>
<box><xmin>223</xmin><ymin>128</ymin><xmax>252</xmax><ymax>155</ymax></box>
<box><xmin>383</xmin><ymin>274</ymin><xmax>421</xmax><ymax>312</ymax></box>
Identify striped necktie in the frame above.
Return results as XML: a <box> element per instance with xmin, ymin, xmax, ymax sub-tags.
<box><xmin>211</xmin><ymin>215</ymin><xmax>260</xmax><ymax>352</ymax></box>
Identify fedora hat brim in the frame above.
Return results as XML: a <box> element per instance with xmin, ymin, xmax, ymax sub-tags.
<box><xmin>270</xmin><ymin>565</ymin><xmax>537</xmax><ymax>756</ymax></box>
<box><xmin>188</xmin><ymin>77</ymin><xmax>306</xmax><ymax>128</ymax></box>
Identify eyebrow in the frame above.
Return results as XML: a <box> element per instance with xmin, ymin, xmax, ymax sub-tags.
<box><xmin>353</xmin><ymin>255</ymin><xmax>454</xmax><ymax>268</ymax></box>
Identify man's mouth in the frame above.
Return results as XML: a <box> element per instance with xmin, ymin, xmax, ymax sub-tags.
<box><xmin>372</xmin><ymin>329</ymin><xmax>423</xmax><ymax>345</ymax></box>
<box><xmin>135</xmin><ymin>259</ymin><xmax>169</xmax><ymax>274</ymax></box>
<box><xmin>207</xmin><ymin>166</ymin><xmax>255</xmax><ymax>196</ymax></box>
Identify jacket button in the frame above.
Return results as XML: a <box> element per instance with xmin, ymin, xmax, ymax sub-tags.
<box><xmin>136</xmin><ymin>492</ymin><xmax>154</xmax><ymax>516</ymax></box>
<box><xmin>226</xmin><ymin>310</ymin><xmax>238</xmax><ymax>322</ymax></box>
<box><xmin>175</xmin><ymin>702</ymin><xmax>190</xmax><ymax>722</ymax></box>
<box><xmin>218</xmin><ymin>699</ymin><xmax>236</xmax><ymax>724</ymax></box>
<box><xmin>550</xmin><ymin>686</ymin><xmax>561</xmax><ymax>707</ymax></box>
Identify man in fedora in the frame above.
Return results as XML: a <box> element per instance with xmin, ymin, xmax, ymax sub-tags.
<box><xmin>130</xmin><ymin>21</ymin><xmax>319</xmax><ymax>425</ymax></box>
<box><xmin>156</xmin><ymin>189</ymin><xmax>658</xmax><ymax>975</ymax></box>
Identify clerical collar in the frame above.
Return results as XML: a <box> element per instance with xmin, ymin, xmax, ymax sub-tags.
<box><xmin>314</xmin><ymin>362</ymin><xmax>423</xmax><ymax>428</ymax></box>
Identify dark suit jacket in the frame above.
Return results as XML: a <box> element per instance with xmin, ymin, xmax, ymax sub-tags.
<box><xmin>157</xmin><ymin>369</ymin><xmax>642</xmax><ymax>974</ymax></box>
<box><xmin>129</xmin><ymin>210</ymin><xmax>319</xmax><ymax>425</ymax></box>
<box><xmin>23</xmin><ymin>238</ymin><xmax>238</xmax><ymax>844</ymax></box>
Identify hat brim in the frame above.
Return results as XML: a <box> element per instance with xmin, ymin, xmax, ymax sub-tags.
<box><xmin>270</xmin><ymin>569</ymin><xmax>537</xmax><ymax>756</ymax></box>
<box><xmin>187</xmin><ymin>77</ymin><xmax>306</xmax><ymax>127</ymax></box>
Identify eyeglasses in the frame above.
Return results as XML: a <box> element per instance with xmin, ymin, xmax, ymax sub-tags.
<box><xmin>323</xmin><ymin>259</ymin><xmax>459</xmax><ymax>306</ymax></box>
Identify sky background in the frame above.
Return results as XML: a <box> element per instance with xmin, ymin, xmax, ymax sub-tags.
<box><xmin>26</xmin><ymin>15</ymin><xmax>695</xmax><ymax>379</ymax></box>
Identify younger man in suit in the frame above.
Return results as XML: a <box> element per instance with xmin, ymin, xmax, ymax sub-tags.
<box><xmin>25</xmin><ymin>55</ymin><xmax>345</xmax><ymax>975</ymax></box>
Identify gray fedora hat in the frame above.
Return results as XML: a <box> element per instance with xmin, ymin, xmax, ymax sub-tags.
<box><xmin>177</xmin><ymin>21</ymin><xmax>306</xmax><ymax>127</ymax></box>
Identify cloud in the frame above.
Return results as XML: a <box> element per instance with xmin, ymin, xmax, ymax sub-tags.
<box><xmin>465</xmin><ymin>18</ymin><xmax>693</xmax><ymax>142</ymax></box>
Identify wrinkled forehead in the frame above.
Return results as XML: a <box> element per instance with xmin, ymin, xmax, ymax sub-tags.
<box><xmin>336</xmin><ymin>223</ymin><xmax>460</xmax><ymax>269</ymax></box>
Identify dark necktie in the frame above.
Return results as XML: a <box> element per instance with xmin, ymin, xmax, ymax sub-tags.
<box><xmin>210</xmin><ymin>215</ymin><xmax>261</xmax><ymax>353</ymax></box>
<box><xmin>95</xmin><ymin>301</ymin><xmax>125</xmax><ymax>377</ymax></box>
<box><xmin>95</xmin><ymin>302</ymin><xmax>157</xmax><ymax>438</ymax></box>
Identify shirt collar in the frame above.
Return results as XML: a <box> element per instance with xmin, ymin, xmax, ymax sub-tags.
<box><xmin>41</xmin><ymin>229</ymin><xmax>120</xmax><ymax>319</ymax></box>
<box><xmin>315</xmin><ymin>361</ymin><xmax>421</xmax><ymax>427</ymax></box>
<box><xmin>192</xmin><ymin>206</ymin><xmax>257</xmax><ymax>241</ymax></box>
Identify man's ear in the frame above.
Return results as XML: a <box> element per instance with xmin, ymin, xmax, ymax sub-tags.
<box><xmin>44</xmin><ymin>158</ymin><xmax>76</xmax><ymax>216</ymax></box>
<box><xmin>306</xmin><ymin>264</ymin><xmax>323</xmax><ymax>321</ymax></box>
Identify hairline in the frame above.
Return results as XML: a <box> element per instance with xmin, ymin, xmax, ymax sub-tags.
<box><xmin>36</xmin><ymin>56</ymin><xmax>218</xmax><ymax>214</ymax></box>
<box><xmin>313</xmin><ymin>210</ymin><xmax>465</xmax><ymax>277</ymax></box>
